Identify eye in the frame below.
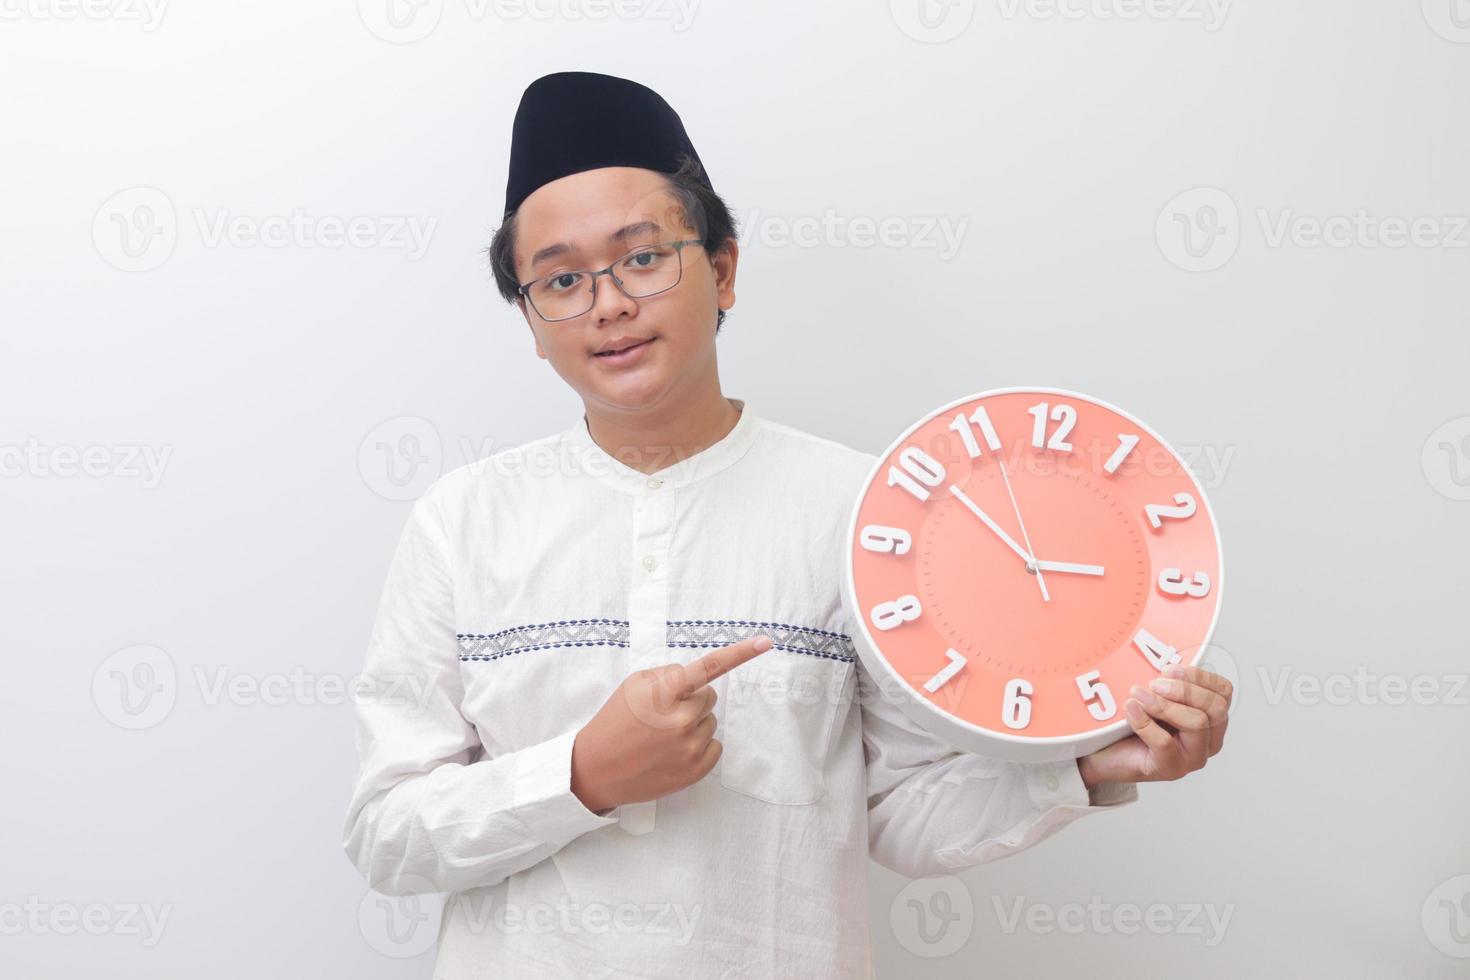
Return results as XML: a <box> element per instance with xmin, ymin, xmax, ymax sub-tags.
<box><xmin>622</xmin><ymin>246</ymin><xmax>674</xmax><ymax>271</ymax></box>
<box><xmin>544</xmin><ymin>271</ymin><xmax>583</xmax><ymax>292</ymax></box>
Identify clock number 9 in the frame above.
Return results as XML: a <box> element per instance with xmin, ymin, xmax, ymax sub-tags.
<box><xmin>859</xmin><ymin>524</ymin><xmax>912</xmax><ymax>555</ymax></box>
<box><xmin>1157</xmin><ymin>567</ymin><xmax>1211</xmax><ymax>598</ymax></box>
<box><xmin>1144</xmin><ymin>491</ymin><xmax>1197</xmax><ymax>531</ymax></box>
<box><xmin>886</xmin><ymin>447</ymin><xmax>946</xmax><ymax>502</ymax></box>
<box><xmin>1075</xmin><ymin>670</ymin><xmax>1118</xmax><ymax>721</ymax></box>
<box><xmin>870</xmin><ymin>594</ymin><xmax>922</xmax><ymax>632</ymax></box>
<box><xmin>1002</xmin><ymin>678</ymin><xmax>1033</xmax><ymax>730</ymax></box>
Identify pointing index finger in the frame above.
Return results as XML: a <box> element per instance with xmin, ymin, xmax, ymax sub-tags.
<box><xmin>680</xmin><ymin>634</ymin><xmax>774</xmax><ymax>696</ymax></box>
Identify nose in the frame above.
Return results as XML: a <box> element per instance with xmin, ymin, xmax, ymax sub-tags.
<box><xmin>589</xmin><ymin>268</ymin><xmax>639</xmax><ymax>324</ymax></box>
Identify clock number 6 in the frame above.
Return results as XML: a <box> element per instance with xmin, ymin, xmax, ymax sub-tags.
<box><xmin>1075</xmin><ymin>670</ymin><xmax>1118</xmax><ymax>721</ymax></box>
<box><xmin>870</xmin><ymin>594</ymin><xmax>922</xmax><ymax>632</ymax></box>
<box><xmin>1002</xmin><ymin>678</ymin><xmax>1033</xmax><ymax>730</ymax></box>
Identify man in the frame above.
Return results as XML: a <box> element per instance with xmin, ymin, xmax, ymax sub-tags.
<box><xmin>341</xmin><ymin>70</ymin><xmax>1234</xmax><ymax>978</ymax></box>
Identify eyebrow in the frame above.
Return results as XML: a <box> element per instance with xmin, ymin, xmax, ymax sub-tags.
<box><xmin>528</xmin><ymin>220</ymin><xmax>663</xmax><ymax>270</ymax></box>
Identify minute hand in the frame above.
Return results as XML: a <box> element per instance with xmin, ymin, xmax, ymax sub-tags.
<box><xmin>947</xmin><ymin>485</ymin><xmax>1033</xmax><ymax>564</ymax></box>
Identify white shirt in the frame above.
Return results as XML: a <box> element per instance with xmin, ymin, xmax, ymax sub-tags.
<box><xmin>341</xmin><ymin>397</ymin><xmax>1139</xmax><ymax>979</ymax></box>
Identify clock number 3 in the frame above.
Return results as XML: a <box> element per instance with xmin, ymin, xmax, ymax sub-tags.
<box><xmin>1158</xmin><ymin>567</ymin><xmax>1211</xmax><ymax>598</ymax></box>
<box><xmin>1027</xmin><ymin>401</ymin><xmax>1077</xmax><ymax>452</ymax></box>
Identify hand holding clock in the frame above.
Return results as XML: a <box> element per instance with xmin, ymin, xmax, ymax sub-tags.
<box><xmin>1077</xmin><ymin>663</ymin><xmax>1234</xmax><ymax>787</ymax></box>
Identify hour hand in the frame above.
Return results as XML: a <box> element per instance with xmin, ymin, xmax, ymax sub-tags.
<box><xmin>1032</xmin><ymin>560</ymin><xmax>1105</xmax><ymax>577</ymax></box>
<box><xmin>947</xmin><ymin>485</ymin><xmax>1032</xmax><ymax>564</ymax></box>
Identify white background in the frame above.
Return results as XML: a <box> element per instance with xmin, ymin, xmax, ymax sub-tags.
<box><xmin>2</xmin><ymin>1</ymin><xmax>1468</xmax><ymax>977</ymax></box>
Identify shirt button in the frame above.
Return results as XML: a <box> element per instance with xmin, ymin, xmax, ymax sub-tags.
<box><xmin>1046</xmin><ymin>773</ymin><xmax>1059</xmax><ymax>792</ymax></box>
<box><xmin>642</xmin><ymin>555</ymin><xmax>657</xmax><ymax>572</ymax></box>
<box><xmin>646</xmin><ymin>476</ymin><xmax>663</xmax><ymax>489</ymax></box>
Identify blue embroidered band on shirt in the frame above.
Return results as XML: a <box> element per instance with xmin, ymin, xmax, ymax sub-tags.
<box><xmin>457</xmin><ymin>617</ymin><xmax>857</xmax><ymax>663</ymax></box>
<box><xmin>457</xmin><ymin>618</ymin><xmax>631</xmax><ymax>661</ymax></box>
<box><xmin>666</xmin><ymin>619</ymin><xmax>857</xmax><ymax>663</ymax></box>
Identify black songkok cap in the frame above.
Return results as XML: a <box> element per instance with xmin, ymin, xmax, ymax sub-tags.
<box><xmin>503</xmin><ymin>71</ymin><xmax>714</xmax><ymax>219</ymax></box>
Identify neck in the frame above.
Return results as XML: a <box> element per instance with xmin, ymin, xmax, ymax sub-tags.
<box><xmin>583</xmin><ymin>387</ymin><xmax>741</xmax><ymax>476</ymax></box>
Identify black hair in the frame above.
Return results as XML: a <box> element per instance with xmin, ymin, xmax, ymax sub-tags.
<box><xmin>486</xmin><ymin>154</ymin><xmax>738</xmax><ymax>335</ymax></box>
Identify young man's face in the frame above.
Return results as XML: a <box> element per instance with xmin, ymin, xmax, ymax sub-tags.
<box><xmin>513</xmin><ymin>166</ymin><xmax>737</xmax><ymax>414</ymax></box>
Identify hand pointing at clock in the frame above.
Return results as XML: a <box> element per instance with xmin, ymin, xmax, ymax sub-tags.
<box><xmin>1077</xmin><ymin>664</ymin><xmax>1234</xmax><ymax>787</ymax></box>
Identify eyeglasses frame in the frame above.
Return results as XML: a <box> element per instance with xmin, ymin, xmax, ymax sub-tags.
<box><xmin>516</xmin><ymin>238</ymin><xmax>705</xmax><ymax>322</ymax></box>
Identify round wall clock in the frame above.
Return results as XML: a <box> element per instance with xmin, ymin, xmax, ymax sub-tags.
<box><xmin>842</xmin><ymin>387</ymin><xmax>1223</xmax><ymax>763</ymax></box>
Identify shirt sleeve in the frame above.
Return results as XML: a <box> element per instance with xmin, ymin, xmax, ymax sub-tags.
<box><xmin>857</xmin><ymin>655</ymin><xmax>1139</xmax><ymax>880</ymax></box>
<box><xmin>340</xmin><ymin>485</ymin><xmax>620</xmax><ymax>896</ymax></box>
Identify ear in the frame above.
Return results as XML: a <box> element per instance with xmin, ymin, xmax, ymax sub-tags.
<box><xmin>712</xmin><ymin>238</ymin><xmax>738</xmax><ymax>313</ymax></box>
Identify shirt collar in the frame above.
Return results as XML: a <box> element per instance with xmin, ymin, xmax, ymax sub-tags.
<box><xmin>561</xmin><ymin>397</ymin><xmax>760</xmax><ymax>495</ymax></box>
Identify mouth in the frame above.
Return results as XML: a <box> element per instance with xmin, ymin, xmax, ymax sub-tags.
<box><xmin>592</xmin><ymin>338</ymin><xmax>656</xmax><ymax>360</ymax></box>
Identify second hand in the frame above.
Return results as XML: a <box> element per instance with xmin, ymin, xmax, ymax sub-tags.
<box><xmin>996</xmin><ymin>444</ymin><xmax>1049</xmax><ymax>603</ymax></box>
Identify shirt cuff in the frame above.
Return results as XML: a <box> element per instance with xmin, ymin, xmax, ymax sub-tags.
<box><xmin>1025</xmin><ymin>758</ymin><xmax>1139</xmax><ymax>810</ymax></box>
<box><xmin>510</xmin><ymin>729</ymin><xmax>622</xmax><ymax>844</ymax></box>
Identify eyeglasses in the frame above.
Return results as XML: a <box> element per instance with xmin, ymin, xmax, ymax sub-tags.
<box><xmin>517</xmin><ymin>239</ymin><xmax>704</xmax><ymax>322</ymax></box>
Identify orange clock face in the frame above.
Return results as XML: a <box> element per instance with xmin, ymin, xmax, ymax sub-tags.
<box><xmin>844</xmin><ymin>388</ymin><xmax>1223</xmax><ymax>759</ymax></box>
